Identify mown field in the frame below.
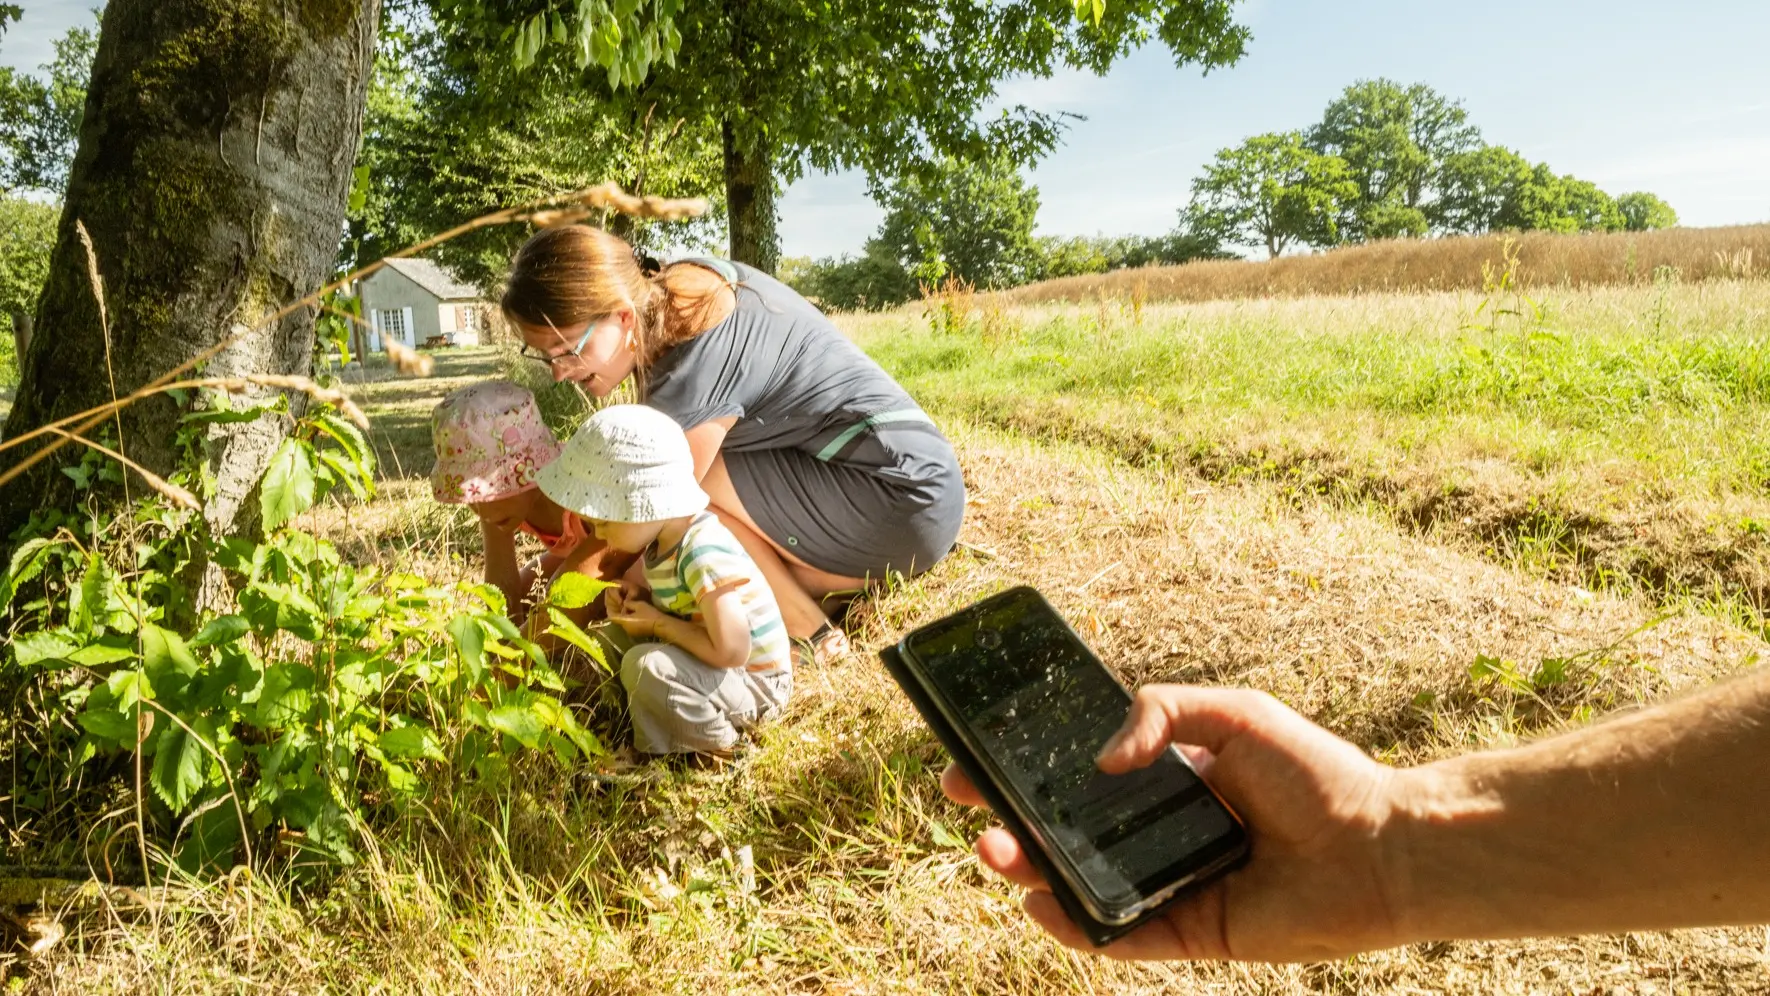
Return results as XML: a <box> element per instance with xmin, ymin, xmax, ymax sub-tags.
<box><xmin>15</xmin><ymin>276</ymin><xmax>1770</xmax><ymax>993</ymax></box>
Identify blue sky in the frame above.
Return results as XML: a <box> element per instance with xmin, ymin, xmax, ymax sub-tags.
<box><xmin>7</xmin><ymin>0</ymin><xmax>1767</xmax><ymax>258</ymax></box>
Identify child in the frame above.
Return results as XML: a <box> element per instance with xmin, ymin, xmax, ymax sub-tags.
<box><xmin>535</xmin><ymin>404</ymin><xmax>792</xmax><ymax>759</ymax></box>
<box><xmin>431</xmin><ymin>380</ymin><xmax>617</xmax><ymax>620</ymax></box>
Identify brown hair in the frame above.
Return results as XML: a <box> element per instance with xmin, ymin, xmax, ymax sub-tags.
<box><xmin>499</xmin><ymin>226</ymin><xmax>726</xmax><ymax>367</ymax></box>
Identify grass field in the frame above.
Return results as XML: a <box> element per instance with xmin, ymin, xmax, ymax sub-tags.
<box><xmin>1007</xmin><ymin>223</ymin><xmax>1770</xmax><ymax>305</ymax></box>
<box><xmin>17</xmin><ymin>274</ymin><xmax>1770</xmax><ymax>993</ymax></box>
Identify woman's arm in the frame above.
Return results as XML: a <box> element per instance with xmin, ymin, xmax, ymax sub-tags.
<box><xmin>683</xmin><ymin>417</ymin><xmax>736</xmax><ymax>482</ymax></box>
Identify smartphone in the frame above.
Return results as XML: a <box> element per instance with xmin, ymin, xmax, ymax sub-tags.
<box><xmin>883</xmin><ymin>585</ymin><xmax>1248</xmax><ymax>946</ymax></box>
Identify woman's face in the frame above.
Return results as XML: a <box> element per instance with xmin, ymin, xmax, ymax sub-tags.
<box><xmin>518</xmin><ymin>308</ymin><xmax>636</xmax><ymax>397</ymax></box>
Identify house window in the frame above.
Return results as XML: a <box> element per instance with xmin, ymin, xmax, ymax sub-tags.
<box><xmin>456</xmin><ymin>305</ymin><xmax>482</xmax><ymax>332</ymax></box>
<box><xmin>377</xmin><ymin>309</ymin><xmax>406</xmax><ymax>339</ymax></box>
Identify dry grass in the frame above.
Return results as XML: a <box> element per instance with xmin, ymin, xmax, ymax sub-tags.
<box><xmin>1005</xmin><ymin>224</ymin><xmax>1770</xmax><ymax>306</ymax></box>
<box><xmin>16</xmin><ymin>343</ymin><xmax>1770</xmax><ymax>991</ymax></box>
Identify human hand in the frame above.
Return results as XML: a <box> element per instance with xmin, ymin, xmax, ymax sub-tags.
<box><xmin>607</xmin><ymin>594</ymin><xmax>667</xmax><ymax>638</ymax></box>
<box><xmin>941</xmin><ymin>685</ymin><xmax>1408</xmax><ymax>962</ymax></box>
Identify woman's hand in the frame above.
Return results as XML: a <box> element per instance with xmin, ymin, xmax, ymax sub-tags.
<box><xmin>942</xmin><ymin>684</ymin><xmax>1407</xmax><ymax>962</ymax></box>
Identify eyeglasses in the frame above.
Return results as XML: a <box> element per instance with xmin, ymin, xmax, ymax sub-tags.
<box><xmin>520</xmin><ymin>326</ymin><xmax>596</xmax><ymax>368</ymax></box>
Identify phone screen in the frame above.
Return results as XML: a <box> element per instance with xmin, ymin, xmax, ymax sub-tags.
<box><xmin>903</xmin><ymin>587</ymin><xmax>1244</xmax><ymax>916</ymax></box>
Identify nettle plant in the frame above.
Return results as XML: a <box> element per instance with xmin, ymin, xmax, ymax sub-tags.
<box><xmin>4</xmin><ymin>395</ymin><xmax>611</xmax><ymax>873</ymax></box>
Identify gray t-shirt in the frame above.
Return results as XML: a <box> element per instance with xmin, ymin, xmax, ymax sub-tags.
<box><xmin>641</xmin><ymin>260</ymin><xmax>950</xmax><ymax>488</ymax></box>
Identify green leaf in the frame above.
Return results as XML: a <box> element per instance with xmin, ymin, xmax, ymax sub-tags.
<box><xmin>2</xmin><ymin>537</ymin><xmax>62</xmax><ymax>605</ymax></box>
<box><xmin>255</xmin><ymin>662</ymin><xmax>315</xmax><ymax>729</ymax></box>
<box><xmin>143</xmin><ymin>624</ymin><xmax>200</xmax><ymax>680</ymax></box>
<box><xmin>929</xmin><ymin>820</ymin><xmax>966</xmax><ymax>850</ymax></box>
<box><xmin>175</xmin><ymin>794</ymin><xmax>244</xmax><ymax>874</ymax></box>
<box><xmin>378</xmin><ymin>724</ymin><xmax>446</xmax><ymax>762</ymax></box>
<box><xmin>106</xmin><ymin>668</ymin><xmax>154</xmax><ymax>709</ymax></box>
<box><xmin>151</xmin><ymin>715</ymin><xmax>214</xmax><ymax>813</ymax></box>
<box><xmin>73</xmin><ymin>552</ymin><xmax>111</xmax><ymax>637</ymax></box>
<box><xmin>486</xmin><ymin>705</ymin><xmax>545</xmax><ymax>748</ymax></box>
<box><xmin>449</xmin><ymin>615</ymin><xmax>487</xmax><ymax>684</ymax></box>
<box><xmin>548</xmin><ymin>572</ymin><xmax>612</xmax><ymax>610</ymax></box>
<box><xmin>318</xmin><ymin>451</ymin><xmax>369</xmax><ymax>501</ymax></box>
<box><xmin>66</xmin><ymin>640</ymin><xmax>138</xmax><ymax>667</ymax></box>
<box><xmin>261</xmin><ymin>437</ymin><xmax>318</xmax><ymax>531</ymax></box>
<box><xmin>545</xmin><ymin>610</ymin><xmax>610</xmax><ymax>674</ymax></box>
<box><xmin>348</xmin><ymin>163</ymin><xmax>371</xmax><ymax>215</ymax></box>
<box><xmin>191</xmin><ymin>614</ymin><xmax>251</xmax><ymax>648</ymax></box>
<box><xmin>78</xmin><ymin>704</ymin><xmax>134</xmax><ymax>741</ymax></box>
<box><xmin>11</xmin><ymin>630</ymin><xmax>78</xmax><ymax>666</ymax></box>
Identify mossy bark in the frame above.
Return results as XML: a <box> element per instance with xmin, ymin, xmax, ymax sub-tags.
<box><xmin>0</xmin><ymin>0</ymin><xmax>379</xmax><ymax>540</ymax></box>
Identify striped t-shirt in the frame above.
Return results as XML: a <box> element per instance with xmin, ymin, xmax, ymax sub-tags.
<box><xmin>643</xmin><ymin>513</ymin><xmax>791</xmax><ymax>672</ymax></box>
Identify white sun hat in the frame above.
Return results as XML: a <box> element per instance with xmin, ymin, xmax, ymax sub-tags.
<box><xmin>535</xmin><ymin>404</ymin><xmax>709</xmax><ymax>523</ymax></box>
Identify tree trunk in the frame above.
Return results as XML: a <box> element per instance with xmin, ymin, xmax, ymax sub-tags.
<box><xmin>0</xmin><ymin>0</ymin><xmax>380</xmax><ymax>540</ymax></box>
<box><xmin>722</xmin><ymin>118</ymin><xmax>778</xmax><ymax>275</ymax></box>
<box><xmin>6</xmin><ymin>308</ymin><xmax>27</xmax><ymax>366</ymax></box>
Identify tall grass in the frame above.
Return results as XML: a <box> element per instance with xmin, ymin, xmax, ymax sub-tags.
<box><xmin>1004</xmin><ymin>224</ymin><xmax>1770</xmax><ymax>305</ymax></box>
<box><xmin>846</xmin><ymin>279</ymin><xmax>1770</xmax><ymax>612</ymax></box>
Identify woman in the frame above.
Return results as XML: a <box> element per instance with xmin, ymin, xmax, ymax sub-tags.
<box><xmin>501</xmin><ymin>226</ymin><xmax>965</xmax><ymax>662</ymax></box>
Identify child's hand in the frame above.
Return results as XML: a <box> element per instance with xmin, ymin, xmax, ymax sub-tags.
<box><xmin>608</xmin><ymin>597</ymin><xmax>667</xmax><ymax>639</ymax></box>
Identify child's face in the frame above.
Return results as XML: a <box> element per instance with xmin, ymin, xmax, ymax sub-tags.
<box><xmin>472</xmin><ymin>491</ymin><xmax>536</xmax><ymax>533</ymax></box>
<box><xmin>590</xmin><ymin>518</ymin><xmax>665</xmax><ymax>554</ymax></box>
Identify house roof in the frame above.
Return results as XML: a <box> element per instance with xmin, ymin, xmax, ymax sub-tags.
<box><xmin>381</xmin><ymin>257</ymin><xmax>483</xmax><ymax>301</ymax></box>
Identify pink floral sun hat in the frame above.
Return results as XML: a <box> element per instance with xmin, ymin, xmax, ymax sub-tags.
<box><xmin>430</xmin><ymin>380</ymin><xmax>562</xmax><ymax>504</ymax></box>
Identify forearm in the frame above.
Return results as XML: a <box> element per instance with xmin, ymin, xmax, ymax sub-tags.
<box><xmin>481</xmin><ymin>522</ymin><xmax>524</xmax><ymax>612</ymax></box>
<box><xmin>1389</xmin><ymin>667</ymin><xmax>1770</xmax><ymax>942</ymax></box>
<box><xmin>651</xmin><ymin>616</ymin><xmax>739</xmax><ymax>668</ymax></box>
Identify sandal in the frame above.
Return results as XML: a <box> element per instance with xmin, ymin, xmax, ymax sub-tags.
<box><xmin>792</xmin><ymin>620</ymin><xmax>849</xmax><ymax>668</ymax></box>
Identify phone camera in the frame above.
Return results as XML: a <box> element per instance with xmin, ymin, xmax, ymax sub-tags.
<box><xmin>975</xmin><ymin>628</ymin><xmax>1003</xmax><ymax>649</ymax></box>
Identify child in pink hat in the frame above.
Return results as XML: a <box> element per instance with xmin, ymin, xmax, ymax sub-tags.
<box><xmin>431</xmin><ymin>380</ymin><xmax>629</xmax><ymax>621</ymax></box>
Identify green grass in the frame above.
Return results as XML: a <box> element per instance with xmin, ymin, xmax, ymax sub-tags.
<box><xmin>15</xmin><ymin>291</ymin><xmax>1770</xmax><ymax>994</ymax></box>
<box><xmin>847</xmin><ymin>281</ymin><xmax>1770</xmax><ymax>612</ymax></box>
<box><xmin>852</xmin><ymin>281</ymin><xmax>1770</xmax><ymax>495</ymax></box>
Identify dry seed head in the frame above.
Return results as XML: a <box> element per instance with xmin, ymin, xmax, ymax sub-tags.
<box><xmin>568</xmin><ymin>182</ymin><xmax>708</xmax><ymax>221</ymax></box>
<box><xmin>384</xmin><ymin>340</ymin><xmax>436</xmax><ymax>377</ymax></box>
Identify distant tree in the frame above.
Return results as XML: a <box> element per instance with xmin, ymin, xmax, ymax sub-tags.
<box><xmin>781</xmin><ymin>242</ymin><xmax>916</xmax><ymax>312</ymax></box>
<box><xmin>440</xmin><ymin>0</ymin><xmax>1251</xmax><ymax>274</ymax></box>
<box><xmin>874</xmin><ymin>155</ymin><xmax>1044</xmax><ymax>289</ymax></box>
<box><xmin>1186</xmin><ymin>131</ymin><xmax>1357</xmax><ymax>258</ymax></box>
<box><xmin>1616</xmin><ymin>191</ymin><xmax>1678</xmax><ymax>232</ymax></box>
<box><xmin>1307</xmin><ymin>79</ymin><xmax>1482</xmax><ymax>240</ymax></box>
<box><xmin>1034</xmin><ymin>229</ymin><xmax>1225</xmax><ymax>278</ymax></box>
<box><xmin>1038</xmin><ymin>235</ymin><xmax>1112</xmax><ymax>279</ymax></box>
<box><xmin>1557</xmin><ymin>176</ymin><xmax>1624</xmax><ymax>233</ymax></box>
<box><xmin>344</xmin><ymin>21</ymin><xmax>725</xmax><ymax>288</ymax></box>
<box><xmin>0</xmin><ymin>4</ymin><xmax>19</xmax><ymax>39</ymax></box>
<box><xmin>1435</xmin><ymin>144</ymin><xmax>1536</xmax><ymax>234</ymax></box>
<box><xmin>0</xmin><ymin>18</ymin><xmax>98</xmax><ymax>193</ymax></box>
<box><xmin>0</xmin><ymin>195</ymin><xmax>57</xmax><ymax>373</ymax></box>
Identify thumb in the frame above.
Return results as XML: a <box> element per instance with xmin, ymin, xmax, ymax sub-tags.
<box><xmin>1096</xmin><ymin>685</ymin><xmax>1266</xmax><ymax>775</ymax></box>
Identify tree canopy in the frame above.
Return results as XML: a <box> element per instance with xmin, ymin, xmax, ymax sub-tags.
<box><xmin>430</xmin><ymin>0</ymin><xmax>1251</xmax><ymax>272</ymax></box>
<box><xmin>1187</xmin><ymin>131</ymin><xmax>1357</xmax><ymax>258</ymax></box>
<box><xmin>0</xmin><ymin>17</ymin><xmax>97</xmax><ymax>193</ymax></box>
<box><xmin>1181</xmin><ymin>77</ymin><xmax>1677</xmax><ymax>255</ymax></box>
<box><xmin>873</xmin><ymin>155</ymin><xmax>1044</xmax><ymax>290</ymax></box>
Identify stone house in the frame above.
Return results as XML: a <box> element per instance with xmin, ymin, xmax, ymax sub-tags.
<box><xmin>356</xmin><ymin>257</ymin><xmax>490</xmax><ymax>351</ymax></box>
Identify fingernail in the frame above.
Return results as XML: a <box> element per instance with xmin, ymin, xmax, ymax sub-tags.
<box><xmin>1095</xmin><ymin>732</ymin><xmax>1123</xmax><ymax>764</ymax></box>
